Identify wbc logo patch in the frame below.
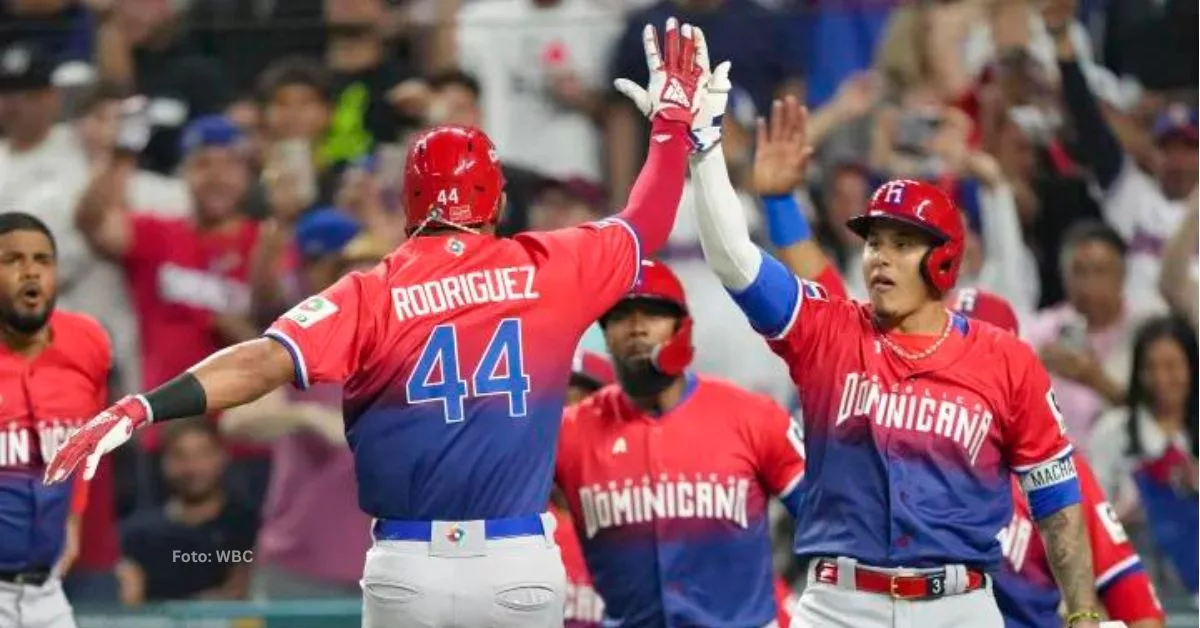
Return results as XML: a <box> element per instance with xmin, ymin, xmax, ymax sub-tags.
<box><xmin>283</xmin><ymin>296</ymin><xmax>339</xmax><ymax>329</ymax></box>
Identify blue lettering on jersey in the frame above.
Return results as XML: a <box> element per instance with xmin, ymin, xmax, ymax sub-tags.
<box><xmin>406</xmin><ymin>318</ymin><xmax>532</xmax><ymax>423</ymax></box>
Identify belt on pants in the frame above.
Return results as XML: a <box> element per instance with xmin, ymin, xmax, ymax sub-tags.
<box><xmin>373</xmin><ymin>513</ymin><xmax>546</xmax><ymax>542</ymax></box>
<box><xmin>812</xmin><ymin>558</ymin><xmax>986</xmax><ymax>601</ymax></box>
<box><xmin>0</xmin><ymin>568</ymin><xmax>51</xmax><ymax>587</ymax></box>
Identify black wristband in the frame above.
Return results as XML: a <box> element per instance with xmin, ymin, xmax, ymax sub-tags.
<box><xmin>143</xmin><ymin>372</ymin><xmax>208</xmax><ymax>422</ymax></box>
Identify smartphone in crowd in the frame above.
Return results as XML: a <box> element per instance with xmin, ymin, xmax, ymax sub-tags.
<box><xmin>273</xmin><ymin>139</ymin><xmax>317</xmax><ymax>207</ymax></box>
<box><xmin>115</xmin><ymin>96</ymin><xmax>152</xmax><ymax>156</ymax></box>
<box><xmin>894</xmin><ymin>110</ymin><xmax>944</xmax><ymax>155</ymax></box>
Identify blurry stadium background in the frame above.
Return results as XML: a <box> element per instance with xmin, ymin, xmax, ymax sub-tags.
<box><xmin>0</xmin><ymin>0</ymin><xmax>1197</xmax><ymax>625</ymax></box>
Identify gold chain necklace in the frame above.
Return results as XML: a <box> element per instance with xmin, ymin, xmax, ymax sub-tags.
<box><xmin>877</xmin><ymin>311</ymin><xmax>954</xmax><ymax>362</ymax></box>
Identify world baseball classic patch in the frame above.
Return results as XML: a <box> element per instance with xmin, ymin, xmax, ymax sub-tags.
<box><xmin>283</xmin><ymin>296</ymin><xmax>339</xmax><ymax>329</ymax></box>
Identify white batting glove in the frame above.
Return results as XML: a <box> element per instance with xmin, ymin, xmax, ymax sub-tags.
<box><xmin>689</xmin><ymin>60</ymin><xmax>732</xmax><ymax>156</ymax></box>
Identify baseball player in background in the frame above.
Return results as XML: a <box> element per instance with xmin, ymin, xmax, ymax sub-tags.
<box><xmin>44</xmin><ymin>18</ymin><xmax>724</xmax><ymax>628</ymax></box>
<box><xmin>954</xmin><ymin>291</ymin><xmax>1165</xmax><ymax>628</ymax></box>
<box><xmin>689</xmin><ymin>95</ymin><xmax>1105</xmax><ymax>627</ymax></box>
<box><xmin>557</xmin><ymin>348</ymin><xmax>615</xmax><ymax>628</ymax></box>
<box><xmin>555</xmin><ymin>259</ymin><xmax>806</xmax><ymax>627</ymax></box>
<box><xmin>0</xmin><ymin>213</ymin><xmax>111</xmax><ymax>628</ymax></box>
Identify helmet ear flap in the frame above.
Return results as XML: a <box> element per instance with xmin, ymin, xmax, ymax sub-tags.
<box><xmin>651</xmin><ymin>317</ymin><xmax>694</xmax><ymax>376</ymax></box>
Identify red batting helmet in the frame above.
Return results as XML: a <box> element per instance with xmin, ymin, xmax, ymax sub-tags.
<box><xmin>951</xmin><ymin>288</ymin><xmax>1020</xmax><ymax>335</ymax></box>
<box><xmin>599</xmin><ymin>260</ymin><xmax>694</xmax><ymax>376</ymax></box>
<box><xmin>403</xmin><ymin>125</ymin><xmax>505</xmax><ymax>234</ymax></box>
<box><xmin>570</xmin><ymin>348</ymin><xmax>616</xmax><ymax>392</ymax></box>
<box><xmin>846</xmin><ymin>179</ymin><xmax>965</xmax><ymax>295</ymax></box>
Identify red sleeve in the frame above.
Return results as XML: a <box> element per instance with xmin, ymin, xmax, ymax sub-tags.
<box><xmin>518</xmin><ymin>219</ymin><xmax>641</xmax><ymax>325</ymax></box>
<box><xmin>1075</xmin><ymin>457</ymin><xmax>1164</xmax><ymax>622</ymax></box>
<box><xmin>611</xmin><ymin>118</ymin><xmax>690</xmax><ymax>257</ymax></box>
<box><xmin>1000</xmin><ymin>343</ymin><xmax>1074</xmax><ymax>471</ymax></box>
<box><xmin>124</xmin><ymin>213</ymin><xmax>175</xmax><ymax>264</ymax></box>
<box><xmin>813</xmin><ymin>263</ymin><xmax>848</xmax><ymax>301</ymax></box>
<box><xmin>70</xmin><ymin>472</ymin><xmax>88</xmax><ymax>515</ymax></box>
<box><xmin>92</xmin><ymin>321</ymin><xmax>113</xmax><ymax>409</ymax></box>
<box><xmin>745</xmin><ymin>394</ymin><xmax>805</xmax><ymax>497</ymax></box>
<box><xmin>264</xmin><ymin>272</ymin><xmax>375</xmax><ymax>389</ymax></box>
<box><xmin>1101</xmin><ymin>569</ymin><xmax>1165</xmax><ymax>624</ymax></box>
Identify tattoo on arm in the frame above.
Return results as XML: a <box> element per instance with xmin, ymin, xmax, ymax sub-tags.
<box><xmin>1037</xmin><ymin>503</ymin><xmax>1101</xmax><ymax>613</ymax></box>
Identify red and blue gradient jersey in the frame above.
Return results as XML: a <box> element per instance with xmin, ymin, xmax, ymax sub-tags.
<box><xmin>555</xmin><ymin>375</ymin><xmax>805</xmax><ymax>627</ymax></box>
<box><xmin>265</xmin><ymin>221</ymin><xmax>640</xmax><ymax>520</ymax></box>
<box><xmin>726</xmin><ymin>253</ymin><xmax>1081</xmax><ymax>568</ymax></box>
<box><xmin>993</xmin><ymin>453</ymin><xmax>1164</xmax><ymax>628</ymax></box>
<box><xmin>0</xmin><ymin>310</ymin><xmax>109</xmax><ymax>570</ymax></box>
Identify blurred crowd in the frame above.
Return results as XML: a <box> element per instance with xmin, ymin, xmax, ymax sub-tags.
<box><xmin>0</xmin><ymin>0</ymin><xmax>1196</xmax><ymax>612</ymax></box>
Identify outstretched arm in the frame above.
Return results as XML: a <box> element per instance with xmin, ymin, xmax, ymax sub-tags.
<box><xmin>44</xmin><ymin>339</ymin><xmax>294</xmax><ymax>484</ymax></box>
<box><xmin>693</xmin><ymin>96</ymin><xmax>806</xmax><ymax>337</ymax></box>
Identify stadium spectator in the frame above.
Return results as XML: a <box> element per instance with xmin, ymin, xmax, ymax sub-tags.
<box><xmin>258</xmin><ymin>55</ymin><xmax>339</xmax><ymax>209</ymax></box>
<box><xmin>606</xmin><ymin>0</ymin><xmax>804</xmax><ymax>204</ymax></box>
<box><xmin>453</xmin><ymin>0</ymin><xmax>621</xmax><ymax>182</ymax></box>
<box><xmin>75</xmin><ymin>114</ymin><xmax>269</xmax><ymax>507</ymax></box>
<box><xmin>0</xmin><ymin>0</ymin><xmax>92</xmax><ymax>65</ymax></box>
<box><xmin>320</xmin><ymin>0</ymin><xmax>423</xmax><ymax>165</ymax></box>
<box><xmin>225</xmin><ymin>229</ymin><xmax>380</xmax><ymax>601</ymax></box>
<box><xmin>85</xmin><ymin>0</ymin><xmax>233</xmax><ymax>174</ymax></box>
<box><xmin>1089</xmin><ymin>316</ymin><xmax>1199</xmax><ymax>597</ymax></box>
<box><xmin>1050</xmin><ymin>5</ymin><xmax>1198</xmax><ymax>313</ymax></box>
<box><xmin>0</xmin><ymin>42</ymin><xmax>78</xmax><ymax>207</ymax></box>
<box><xmin>1028</xmin><ymin>221</ymin><xmax>1142</xmax><ymax>442</ymax></box>
<box><xmin>117</xmin><ymin>419</ymin><xmax>258</xmax><ymax>605</ymax></box>
<box><xmin>528</xmin><ymin>177</ymin><xmax>605</xmax><ymax>233</ymax></box>
<box><xmin>1159</xmin><ymin>191</ymin><xmax>1199</xmax><ymax>331</ymax></box>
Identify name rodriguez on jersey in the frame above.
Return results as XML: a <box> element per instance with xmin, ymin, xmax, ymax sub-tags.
<box><xmin>836</xmin><ymin>372</ymin><xmax>994</xmax><ymax>465</ymax></box>
<box><xmin>577</xmin><ymin>475</ymin><xmax>752</xmax><ymax>538</ymax></box>
<box><xmin>392</xmin><ymin>265</ymin><xmax>540</xmax><ymax>322</ymax></box>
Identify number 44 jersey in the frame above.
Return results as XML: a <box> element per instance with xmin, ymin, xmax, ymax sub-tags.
<box><xmin>265</xmin><ymin>222</ymin><xmax>641</xmax><ymax>521</ymax></box>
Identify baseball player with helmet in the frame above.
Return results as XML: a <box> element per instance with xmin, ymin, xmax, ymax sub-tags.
<box><xmin>954</xmin><ymin>290</ymin><xmax>1165</xmax><ymax>628</ymax></box>
<box><xmin>750</xmin><ymin>100</ymin><xmax>1161</xmax><ymax>628</ymax></box>
<box><xmin>0</xmin><ymin>213</ymin><xmax>111</xmax><ymax>628</ymax></box>
<box><xmin>555</xmin><ymin>258</ymin><xmax>807</xmax><ymax>627</ymax></box>
<box><xmin>557</xmin><ymin>348</ymin><xmax>615</xmax><ymax>628</ymax></box>
<box><xmin>44</xmin><ymin>17</ymin><xmax>726</xmax><ymax>628</ymax></box>
<box><xmin>689</xmin><ymin>95</ymin><xmax>1104</xmax><ymax>627</ymax></box>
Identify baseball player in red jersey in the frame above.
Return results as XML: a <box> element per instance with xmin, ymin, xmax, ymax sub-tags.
<box><xmin>689</xmin><ymin>97</ymin><xmax>1104</xmax><ymax>628</ymax></box>
<box><xmin>45</xmin><ymin>18</ymin><xmax>724</xmax><ymax>628</ymax></box>
<box><xmin>558</xmin><ymin>349</ymin><xmax>615</xmax><ymax>628</ymax></box>
<box><xmin>0</xmin><ymin>213</ymin><xmax>111</xmax><ymax>628</ymax></box>
<box><xmin>556</xmin><ymin>259</ymin><xmax>806</xmax><ymax>627</ymax></box>
<box><xmin>953</xmin><ymin>290</ymin><xmax>1165</xmax><ymax>628</ymax></box>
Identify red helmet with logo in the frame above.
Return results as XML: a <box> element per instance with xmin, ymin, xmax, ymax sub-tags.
<box><xmin>846</xmin><ymin>179</ymin><xmax>965</xmax><ymax>295</ymax></box>
<box><xmin>599</xmin><ymin>259</ymin><xmax>694</xmax><ymax>376</ymax></box>
<box><xmin>403</xmin><ymin>125</ymin><xmax>505</xmax><ymax>234</ymax></box>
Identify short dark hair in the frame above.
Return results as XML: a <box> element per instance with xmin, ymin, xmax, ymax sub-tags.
<box><xmin>161</xmin><ymin>417</ymin><xmax>222</xmax><ymax>454</ymax></box>
<box><xmin>256</xmin><ymin>56</ymin><xmax>334</xmax><ymax>106</ymax></box>
<box><xmin>73</xmin><ymin>81</ymin><xmax>130</xmax><ymax>118</ymax></box>
<box><xmin>427</xmin><ymin>69</ymin><xmax>481</xmax><ymax>99</ymax></box>
<box><xmin>0</xmin><ymin>212</ymin><xmax>56</xmax><ymax>255</ymax></box>
<box><xmin>1060</xmin><ymin>219</ymin><xmax>1127</xmax><ymax>268</ymax></box>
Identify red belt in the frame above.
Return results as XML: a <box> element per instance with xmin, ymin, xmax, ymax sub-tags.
<box><xmin>813</xmin><ymin>558</ymin><xmax>986</xmax><ymax>600</ymax></box>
